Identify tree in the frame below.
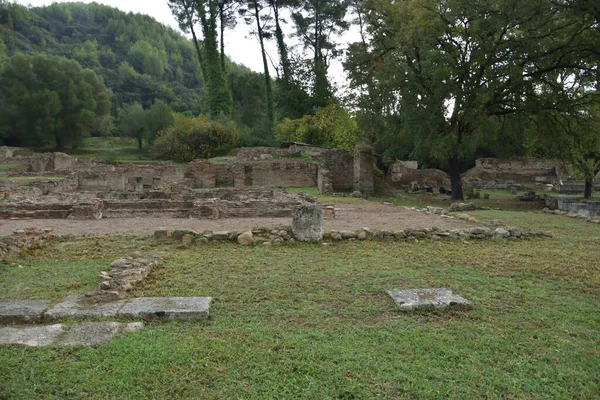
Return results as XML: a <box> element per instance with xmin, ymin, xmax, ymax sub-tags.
<box><xmin>145</xmin><ymin>99</ymin><xmax>175</xmax><ymax>144</ymax></box>
<box><xmin>0</xmin><ymin>54</ymin><xmax>111</xmax><ymax>148</ymax></box>
<box><xmin>275</xmin><ymin>103</ymin><xmax>359</xmax><ymax>148</ymax></box>
<box><xmin>347</xmin><ymin>0</ymin><xmax>599</xmax><ymax>199</ymax></box>
<box><xmin>169</xmin><ymin>0</ymin><xmax>233</xmax><ymax>117</ymax></box>
<box><xmin>118</xmin><ymin>102</ymin><xmax>147</xmax><ymax>149</ymax></box>
<box><xmin>150</xmin><ymin>113</ymin><xmax>240</xmax><ymax>161</ymax></box>
<box><xmin>292</xmin><ymin>0</ymin><xmax>348</xmax><ymax>107</ymax></box>
<box><xmin>239</xmin><ymin>0</ymin><xmax>275</xmax><ymax>126</ymax></box>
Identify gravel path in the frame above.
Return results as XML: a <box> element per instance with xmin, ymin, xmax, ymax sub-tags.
<box><xmin>0</xmin><ymin>201</ymin><xmax>473</xmax><ymax>236</ymax></box>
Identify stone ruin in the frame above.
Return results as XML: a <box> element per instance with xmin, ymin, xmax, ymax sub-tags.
<box><xmin>88</xmin><ymin>253</ymin><xmax>163</xmax><ymax>303</ymax></box>
<box><xmin>0</xmin><ymin>144</ymin><xmax>383</xmax><ymax>220</ymax></box>
<box><xmin>386</xmin><ymin>157</ymin><xmax>600</xmax><ymax>193</ymax></box>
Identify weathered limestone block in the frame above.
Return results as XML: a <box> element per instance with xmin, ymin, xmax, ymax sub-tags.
<box><xmin>292</xmin><ymin>204</ymin><xmax>323</xmax><ymax>241</ymax></box>
<box><xmin>387</xmin><ymin>288</ymin><xmax>472</xmax><ymax>311</ymax></box>
<box><xmin>237</xmin><ymin>231</ymin><xmax>254</xmax><ymax>246</ymax></box>
<box><xmin>0</xmin><ymin>299</ymin><xmax>51</xmax><ymax>324</ymax></box>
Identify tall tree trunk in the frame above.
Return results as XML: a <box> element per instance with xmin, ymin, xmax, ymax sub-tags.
<box><xmin>219</xmin><ymin>7</ymin><xmax>226</xmax><ymax>72</ymax></box>
<box><xmin>183</xmin><ymin>3</ymin><xmax>206</xmax><ymax>79</ymax></box>
<box><xmin>584</xmin><ymin>178</ymin><xmax>593</xmax><ymax>199</ymax></box>
<box><xmin>449</xmin><ymin>156</ymin><xmax>464</xmax><ymax>200</ymax></box>
<box><xmin>253</xmin><ymin>0</ymin><xmax>274</xmax><ymax>124</ymax></box>
<box><xmin>137</xmin><ymin>135</ymin><xmax>143</xmax><ymax>149</ymax></box>
<box><xmin>272</xmin><ymin>5</ymin><xmax>290</xmax><ymax>84</ymax></box>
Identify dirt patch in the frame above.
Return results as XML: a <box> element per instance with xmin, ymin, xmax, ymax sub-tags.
<box><xmin>0</xmin><ymin>201</ymin><xmax>473</xmax><ymax>237</ymax></box>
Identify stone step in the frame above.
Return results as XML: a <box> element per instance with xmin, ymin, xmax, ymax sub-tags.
<box><xmin>0</xmin><ymin>299</ymin><xmax>51</xmax><ymax>324</ymax></box>
<box><xmin>0</xmin><ymin>321</ymin><xmax>143</xmax><ymax>347</ymax></box>
<box><xmin>45</xmin><ymin>295</ymin><xmax>212</xmax><ymax>321</ymax></box>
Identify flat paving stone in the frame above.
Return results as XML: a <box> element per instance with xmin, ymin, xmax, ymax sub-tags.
<box><xmin>0</xmin><ymin>324</ymin><xmax>64</xmax><ymax>347</ymax></box>
<box><xmin>387</xmin><ymin>288</ymin><xmax>472</xmax><ymax>311</ymax></box>
<box><xmin>0</xmin><ymin>322</ymin><xmax>144</xmax><ymax>347</ymax></box>
<box><xmin>0</xmin><ymin>299</ymin><xmax>51</xmax><ymax>324</ymax></box>
<box><xmin>118</xmin><ymin>297</ymin><xmax>212</xmax><ymax>320</ymax></box>
<box><xmin>45</xmin><ymin>295</ymin><xmax>126</xmax><ymax>320</ymax></box>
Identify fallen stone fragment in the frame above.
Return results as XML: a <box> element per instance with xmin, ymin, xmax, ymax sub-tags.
<box><xmin>0</xmin><ymin>299</ymin><xmax>51</xmax><ymax>324</ymax></box>
<box><xmin>387</xmin><ymin>288</ymin><xmax>472</xmax><ymax>311</ymax></box>
<box><xmin>237</xmin><ymin>231</ymin><xmax>254</xmax><ymax>246</ymax></box>
<box><xmin>0</xmin><ymin>322</ymin><xmax>144</xmax><ymax>347</ymax></box>
<box><xmin>117</xmin><ymin>297</ymin><xmax>212</xmax><ymax>320</ymax></box>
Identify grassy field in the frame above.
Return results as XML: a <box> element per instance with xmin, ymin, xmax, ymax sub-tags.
<box><xmin>1</xmin><ymin>206</ymin><xmax>599</xmax><ymax>399</ymax></box>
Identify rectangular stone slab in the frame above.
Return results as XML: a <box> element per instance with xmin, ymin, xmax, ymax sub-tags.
<box><xmin>387</xmin><ymin>288</ymin><xmax>472</xmax><ymax>311</ymax></box>
<box><xmin>0</xmin><ymin>322</ymin><xmax>144</xmax><ymax>347</ymax></box>
<box><xmin>0</xmin><ymin>299</ymin><xmax>51</xmax><ymax>324</ymax></box>
<box><xmin>117</xmin><ymin>297</ymin><xmax>212</xmax><ymax>320</ymax></box>
<box><xmin>0</xmin><ymin>324</ymin><xmax>64</xmax><ymax>347</ymax></box>
<box><xmin>45</xmin><ymin>295</ymin><xmax>126</xmax><ymax>319</ymax></box>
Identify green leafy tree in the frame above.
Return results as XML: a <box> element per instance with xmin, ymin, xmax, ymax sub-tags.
<box><xmin>150</xmin><ymin>113</ymin><xmax>240</xmax><ymax>161</ymax></box>
<box><xmin>145</xmin><ymin>99</ymin><xmax>175</xmax><ymax>144</ymax></box>
<box><xmin>169</xmin><ymin>0</ymin><xmax>233</xmax><ymax>117</ymax></box>
<box><xmin>0</xmin><ymin>54</ymin><xmax>110</xmax><ymax>148</ymax></box>
<box><xmin>118</xmin><ymin>102</ymin><xmax>147</xmax><ymax>149</ymax></box>
<box><xmin>292</xmin><ymin>0</ymin><xmax>348</xmax><ymax>107</ymax></box>
<box><xmin>239</xmin><ymin>0</ymin><xmax>275</xmax><ymax>126</ymax></box>
<box><xmin>347</xmin><ymin>0</ymin><xmax>599</xmax><ymax>199</ymax></box>
<box><xmin>275</xmin><ymin>104</ymin><xmax>359</xmax><ymax>148</ymax></box>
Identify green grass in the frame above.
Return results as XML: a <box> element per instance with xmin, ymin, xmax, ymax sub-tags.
<box><xmin>1</xmin><ymin>209</ymin><xmax>599</xmax><ymax>399</ymax></box>
<box><xmin>55</xmin><ymin>137</ymin><xmax>164</xmax><ymax>164</ymax></box>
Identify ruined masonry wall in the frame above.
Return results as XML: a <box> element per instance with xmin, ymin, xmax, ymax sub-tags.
<box><xmin>233</xmin><ymin>160</ymin><xmax>318</xmax><ymax>188</ymax></box>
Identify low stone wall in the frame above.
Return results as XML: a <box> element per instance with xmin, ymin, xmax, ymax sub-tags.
<box><xmin>553</xmin><ymin>198</ymin><xmax>600</xmax><ymax>218</ymax></box>
<box><xmin>0</xmin><ymin>188</ymin><xmax>315</xmax><ymax>220</ymax></box>
<box><xmin>158</xmin><ymin>224</ymin><xmax>549</xmax><ymax>247</ymax></box>
<box><xmin>0</xmin><ymin>228</ymin><xmax>53</xmax><ymax>259</ymax></box>
<box><xmin>386</xmin><ymin>161</ymin><xmax>450</xmax><ymax>189</ymax></box>
<box><xmin>236</xmin><ymin>144</ymin><xmax>328</xmax><ymax>162</ymax></box>
<box><xmin>233</xmin><ymin>160</ymin><xmax>318</xmax><ymax>188</ymax></box>
<box><xmin>462</xmin><ymin>158</ymin><xmax>561</xmax><ymax>186</ymax></box>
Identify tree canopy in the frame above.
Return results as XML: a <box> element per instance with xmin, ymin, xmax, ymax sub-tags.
<box><xmin>0</xmin><ymin>53</ymin><xmax>110</xmax><ymax>148</ymax></box>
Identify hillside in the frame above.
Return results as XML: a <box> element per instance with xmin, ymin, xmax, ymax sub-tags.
<box><xmin>0</xmin><ymin>1</ymin><xmax>267</xmax><ymax>129</ymax></box>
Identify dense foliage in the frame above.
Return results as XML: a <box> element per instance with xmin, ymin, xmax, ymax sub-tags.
<box><xmin>0</xmin><ymin>53</ymin><xmax>110</xmax><ymax>148</ymax></box>
<box><xmin>345</xmin><ymin>0</ymin><xmax>599</xmax><ymax>198</ymax></box>
<box><xmin>275</xmin><ymin>104</ymin><xmax>358</xmax><ymax>149</ymax></box>
<box><xmin>150</xmin><ymin>113</ymin><xmax>239</xmax><ymax>161</ymax></box>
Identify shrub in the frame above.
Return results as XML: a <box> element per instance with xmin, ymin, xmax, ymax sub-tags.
<box><xmin>150</xmin><ymin>114</ymin><xmax>240</xmax><ymax>162</ymax></box>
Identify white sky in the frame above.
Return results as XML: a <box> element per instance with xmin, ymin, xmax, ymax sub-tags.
<box><xmin>16</xmin><ymin>0</ymin><xmax>360</xmax><ymax>90</ymax></box>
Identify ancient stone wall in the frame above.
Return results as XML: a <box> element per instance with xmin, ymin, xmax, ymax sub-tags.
<box><xmin>315</xmin><ymin>149</ymin><xmax>355</xmax><ymax>192</ymax></box>
<box><xmin>185</xmin><ymin>160</ymin><xmax>234</xmax><ymax>188</ymax></box>
<box><xmin>233</xmin><ymin>160</ymin><xmax>318</xmax><ymax>188</ymax></box>
<box><xmin>235</xmin><ymin>144</ymin><xmax>328</xmax><ymax>162</ymax></box>
<box><xmin>386</xmin><ymin>161</ymin><xmax>450</xmax><ymax>189</ymax></box>
<box><xmin>462</xmin><ymin>158</ymin><xmax>561</xmax><ymax>186</ymax></box>
<box><xmin>353</xmin><ymin>149</ymin><xmax>375</xmax><ymax>193</ymax></box>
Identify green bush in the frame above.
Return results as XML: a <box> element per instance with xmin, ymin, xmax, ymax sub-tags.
<box><xmin>150</xmin><ymin>114</ymin><xmax>240</xmax><ymax>162</ymax></box>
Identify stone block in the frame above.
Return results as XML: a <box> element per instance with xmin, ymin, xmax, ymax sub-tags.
<box><xmin>0</xmin><ymin>322</ymin><xmax>144</xmax><ymax>347</ymax></box>
<box><xmin>45</xmin><ymin>295</ymin><xmax>126</xmax><ymax>319</ymax></box>
<box><xmin>0</xmin><ymin>324</ymin><xmax>64</xmax><ymax>347</ymax></box>
<box><xmin>117</xmin><ymin>297</ymin><xmax>212</xmax><ymax>320</ymax></box>
<box><xmin>387</xmin><ymin>288</ymin><xmax>472</xmax><ymax>311</ymax></box>
<box><xmin>292</xmin><ymin>204</ymin><xmax>323</xmax><ymax>241</ymax></box>
<box><xmin>0</xmin><ymin>299</ymin><xmax>51</xmax><ymax>324</ymax></box>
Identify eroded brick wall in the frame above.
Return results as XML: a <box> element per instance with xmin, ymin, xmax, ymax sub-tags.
<box><xmin>233</xmin><ymin>160</ymin><xmax>318</xmax><ymax>188</ymax></box>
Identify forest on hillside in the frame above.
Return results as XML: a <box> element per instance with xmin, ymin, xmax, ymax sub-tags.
<box><xmin>0</xmin><ymin>0</ymin><xmax>599</xmax><ymax>199</ymax></box>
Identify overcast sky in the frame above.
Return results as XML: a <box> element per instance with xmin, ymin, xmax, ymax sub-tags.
<box><xmin>15</xmin><ymin>0</ymin><xmax>360</xmax><ymax>89</ymax></box>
